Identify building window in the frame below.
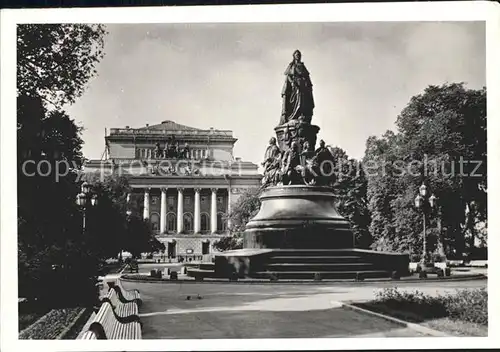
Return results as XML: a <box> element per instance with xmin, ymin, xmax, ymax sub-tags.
<box><xmin>183</xmin><ymin>213</ymin><xmax>193</xmax><ymax>233</ymax></box>
<box><xmin>202</xmin><ymin>241</ymin><xmax>210</xmax><ymax>255</ymax></box>
<box><xmin>201</xmin><ymin>213</ymin><xmax>209</xmax><ymax>232</ymax></box>
<box><xmin>185</xmin><ymin>197</ymin><xmax>191</xmax><ymax>205</ymax></box>
<box><xmin>167</xmin><ymin>212</ymin><xmax>176</xmax><ymax>232</ymax></box>
<box><xmin>151</xmin><ymin>196</ymin><xmax>158</xmax><ymax>205</ymax></box>
<box><xmin>201</xmin><ymin>196</ymin><xmax>206</xmax><ymax>204</ymax></box>
<box><xmin>168</xmin><ymin>197</ymin><xmax>174</xmax><ymax>205</ymax></box>
<box><xmin>217</xmin><ymin>213</ymin><xmax>226</xmax><ymax>232</ymax></box>
<box><xmin>150</xmin><ymin>212</ymin><xmax>160</xmax><ymax>231</ymax></box>
<box><xmin>217</xmin><ymin>196</ymin><xmax>223</xmax><ymax>204</ymax></box>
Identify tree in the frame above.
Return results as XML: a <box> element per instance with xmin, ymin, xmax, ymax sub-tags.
<box><xmin>17</xmin><ymin>24</ymin><xmax>107</xmax><ymax>306</ymax></box>
<box><xmin>17</xmin><ymin>105</ymin><xmax>96</xmax><ymax>305</ymax></box>
<box><xmin>17</xmin><ymin>24</ymin><xmax>106</xmax><ymax>108</ymax></box>
<box><xmin>364</xmin><ymin>83</ymin><xmax>487</xmax><ymax>258</ymax></box>
<box><xmin>328</xmin><ymin>146</ymin><xmax>372</xmax><ymax>248</ymax></box>
<box><xmin>363</xmin><ymin>131</ymin><xmax>406</xmax><ymax>252</ymax></box>
<box><xmin>123</xmin><ymin>215</ymin><xmax>165</xmax><ymax>258</ymax></box>
<box><xmin>84</xmin><ymin>174</ymin><xmax>165</xmax><ymax>259</ymax></box>
<box><xmin>226</xmin><ymin>187</ymin><xmax>263</xmax><ymax>233</ymax></box>
<box><xmin>213</xmin><ymin>187</ymin><xmax>262</xmax><ymax>251</ymax></box>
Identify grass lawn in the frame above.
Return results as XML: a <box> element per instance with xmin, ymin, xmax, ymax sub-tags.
<box><xmin>353</xmin><ymin>288</ymin><xmax>487</xmax><ymax>337</ymax></box>
<box><xmin>423</xmin><ymin>317</ymin><xmax>487</xmax><ymax>337</ymax></box>
<box><xmin>354</xmin><ymin>302</ymin><xmax>487</xmax><ymax>336</ymax></box>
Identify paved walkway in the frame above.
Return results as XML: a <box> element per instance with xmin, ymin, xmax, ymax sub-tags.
<box><xmin>117</xmin><ymin>278</ymin><xmax>486</xmax><ymax>339</ymax></box>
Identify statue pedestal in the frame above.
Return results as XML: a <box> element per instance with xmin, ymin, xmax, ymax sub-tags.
<box><xmin>187</xmin><ymin>185</ymin><xmax>410</xmax><ymax>281</ymax></box>
<box><xmin>275</xmin><ymin>121</ymin><xmax>320</xmax><ymax>151</ymax></box>
<box><xmin>244</xmin><ymin>186</ymin><xmax>353</xmax><ymax>249</ymax></box>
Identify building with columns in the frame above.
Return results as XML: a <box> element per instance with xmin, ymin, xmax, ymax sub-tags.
<box><xmin>84</xmin><ymin>120</ymin><xmax>261</xmax><ymax>259</ymax></box>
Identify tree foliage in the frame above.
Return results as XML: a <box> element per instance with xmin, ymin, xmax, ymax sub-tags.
<box><xmin>328</xmin><ymin>146</ymin><xmax>372</xmax><ymax>248</ymax></box>
<box><xmin>364</xmin><ymin>83</ymin><xmax>486</xmax><ymax>257</ymax></box>
<box><xmin>213</xmin><ymin>187</ymin><xmax>262</xmax><ymax>251</ymax></box>
<box><xmin>226</xmin><ymin>187</ymin><xmax>263</xmax><ymax>233</ymax></box>
<box><xmin>17</xmin><ymin>24</ymin><xmax>107</xmax><ymax>108</ymax></box>
<box><xmin>17</xmin><ymin>97</ymin><xmax>94</xmax><ymax>305</ymax></box>
<box><xmin>83</xmin><ymin>174</ymin><xmax>166</xmax><ymax>259</ymax></box>
<box><xmin>17</xmin><ymin>24</ymin><xmax>107</xmax><ymax>305</ymax></box>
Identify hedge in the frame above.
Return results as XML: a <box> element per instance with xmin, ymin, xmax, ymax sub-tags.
<box><xmin>374</xmin><ymin>287</ymin><xmax>487</xmax><ymax>325</ymax></box>
<box><xmin>19</xmin><ymin>308</ymin><xmax>85</xmax><ymax>339</ymax></box>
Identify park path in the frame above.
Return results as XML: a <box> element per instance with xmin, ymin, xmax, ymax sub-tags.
<box><xmin>117</xmin><ymin>278</ymin><xmax>485</xmax><ymax>339</ymax></box>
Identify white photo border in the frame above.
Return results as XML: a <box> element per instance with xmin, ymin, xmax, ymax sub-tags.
<box><xmin>1</xmin><ymin>1</ymin><xmax>499</xmax><ymax>351</ymax></box>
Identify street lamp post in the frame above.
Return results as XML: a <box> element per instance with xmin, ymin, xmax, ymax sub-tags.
<box><xmin>414</xmin><ymin>183</ymin><xmax>437</xmax><ymax>274</ymax></box>
<box><xmin>76</xmin><ymin>181</ymin><xmax>98</xmax><ymax>234</ymax></box>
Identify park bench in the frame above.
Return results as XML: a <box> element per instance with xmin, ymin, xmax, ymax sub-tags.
<box><xmin>79</xmin><ymin>330</ymin><xmax>97</xmax><ymax>339</ymax></box>
<box><xmin>113</xmin><ymin>279</ymin><xmax>142</xmax><ymax>306</ymax></box>
<box><xmin>128</xmin><ymin>262</ymin><xmax>139</xmax><ymax>273</ymax></box>
<box><xmin>102</xmin><ymin>289</ymin><xmax>140</xmax><ymax>321</ymax></box>
<box><xmin>84</xmin><ymin>302</ymin><xmax>142</xmax><ymax>339</ymax></box>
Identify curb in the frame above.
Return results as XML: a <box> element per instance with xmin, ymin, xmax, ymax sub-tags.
<box><xmin>339</xmin><ymin>302</ymin><xmax>450</xmax><ymax>337</ymax></box>
<box><xmin>119</xmin><ymin>273</ymin><xmax>486</xmax><ymax>285</ymax></box>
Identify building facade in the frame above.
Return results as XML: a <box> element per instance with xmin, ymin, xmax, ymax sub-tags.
<box><xmin>84</xmin><ymin>120</ymin><xmax>261</xmax><ymax>259</ymax></box>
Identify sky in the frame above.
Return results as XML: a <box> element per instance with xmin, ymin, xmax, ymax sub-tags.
<box><xmin>65</xmin><ymin>21</ymin><xmax>485</xmax><ymax>163</ymax></box>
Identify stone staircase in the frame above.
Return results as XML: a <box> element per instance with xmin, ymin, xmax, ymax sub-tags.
<box><xmin>187</xmin><ymin>249</ymin><xmax>406</xmax><ymax>280</ymax></box>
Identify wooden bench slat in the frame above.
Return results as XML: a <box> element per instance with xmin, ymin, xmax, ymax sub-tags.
<box><xmin>102</xmin><ymin>289</ymin><xmax>139</xmax><ymax>321</ymax></box>
<box><xmin>81</xmin><ymin>302</ymin><xmax>141</xmax><ymax>340</ymax></box>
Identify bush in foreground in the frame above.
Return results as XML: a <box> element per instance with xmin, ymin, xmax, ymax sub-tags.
<box><xmin>442</xmin><ymin>288</ymin><xmax>487</xmax><ymax>325</ymax></box>
<box><xmin>373</xmin><ymin>287</ymin><xmax>487</xmax><ymax>325</ymax></box>
<box><xmin>19</xmin><ymin>308</ymin><xmax>84</xmax><ymax>339</ymax></box>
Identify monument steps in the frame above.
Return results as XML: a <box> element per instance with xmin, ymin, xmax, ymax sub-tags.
<box><xmin>269</xmin><ymin>249</ymin><xmax>362</xmax><ymax>256</ymax></box>
<box><xmin>199</xmin><ymin>263</ymin><xmax>216</xmax><ymax>271</ymax></box>
<box><xmin>252</xmin><ymin>270</ymin><xmax>391</xmax><ymax>280</ymax></box>
<box><xmin>264</xmin><ymin>263</ymin><xmax>374</xmax><ymax>272</ymax></box>
<box><xmin>187</xmin><ymin>248</ymin><xmax>408</xmax><ymax>280</ymax></box>
<box><xmin>269</xmin><ymin>256</ymin><xmax>364</xmax><ymax>264</ymax></box>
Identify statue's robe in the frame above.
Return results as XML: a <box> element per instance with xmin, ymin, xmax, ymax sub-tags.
<box><xmin>280</xmin><ymin>60</ymin><xmax>315</xmax><ymax>125</ymax></box>
<box><xmin>264</xmin><ymin>144</ymin><xmax>280</xmax><ymax>163</ymax></box>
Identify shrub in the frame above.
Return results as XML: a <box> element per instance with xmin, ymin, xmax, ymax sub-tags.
<box><xmin>442</xmin><ymin>288</ymin><xmax>487</xmax><ymax>325</ymax></box>
<box><xmin>374</xmin><ymin>288</ymin><xmax>487</xmax><ymax>325</ymax></box>
<box><xmin>213</xmin><ymin>235</ymin><xmax>243</xmax><ymax>251</ymax></box>
<box><xmin>19</xmin><ymin>308</ymin><xmax>84</xmax><ymax>339</ymax></box>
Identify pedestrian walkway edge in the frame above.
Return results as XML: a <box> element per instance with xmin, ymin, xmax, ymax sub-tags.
<box><xmin>339</xmin><ymin>302</ymin><xmax>450</xmax><ymax>337</ymax></box>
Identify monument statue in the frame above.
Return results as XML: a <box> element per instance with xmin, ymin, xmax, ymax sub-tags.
<box><xmin>262</xmin><ymin>137</ymin><xmax>280</xmax><ymax>168</ymax></box>
<box><xmin>154</xmin><ymin>142</ymin><xmax>162</xmax><ymax>159</ymax></box>
<box><xmin>281</xmin><ymin>141</ymin><xmax>302</xmax><ymax>185</ymax></box>
<box><xmin>279</xmin><ymin>50</ymin><xmax>315</xmax><ymax>126</ymax></box>
<box><xmin>180</xmin><ymin>142</ymin><xmax>191</xmax><ymax>159</ymax></box>
<box><xmin>262</xmin><ymin>51</ymin><xmax>332</xmax><ymax>187</ymax></box>
<box><xmin>187</xmin><ymin>50</ymin><xmax>410</xmax><ymax>283</ymax></box>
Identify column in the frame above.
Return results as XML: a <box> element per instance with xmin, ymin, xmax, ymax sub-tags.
<box><xmin>211</xmin><ymin>188</ymin><xmax>218</xmax><ymax>234</ymax></box>
<box><xmin>194</xmin><ymin>188</ymin><xmax>201</xmax><ymax>233</ymax></box>
<box><xmin>177</xmin><ymin>188</ymin><xmax>184</xmax><ymax>234</ymax></box>
<box><xmin>160</xmin><ymin>188</ymin><xmax>167</xmax><ymax>234</ymax></box>
<box><xmin>227</xmin><ymin>187</ymin><xmax>232</xmax><ymax>230</ymax></box>
<box><xmin>143</xmin><ymin>188</ymin><xmax>150</xmax><ymax>220</ymax></box>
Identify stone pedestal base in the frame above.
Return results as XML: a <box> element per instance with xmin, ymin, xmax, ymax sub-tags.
<box><xmin>187</xmin><ymin>185</ymin><xmax>410</xmax><ymax>280</ymax></box>
<box><xmin>244</xmin><ymin>186</ymin><xmax>354</xmax><ymax>249</ymax></box>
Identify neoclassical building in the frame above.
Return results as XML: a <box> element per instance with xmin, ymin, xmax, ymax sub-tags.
<box><xmin>84</xmin><ymin>120</ymin><xmax>261</xmax><ymax>258</ymax></box>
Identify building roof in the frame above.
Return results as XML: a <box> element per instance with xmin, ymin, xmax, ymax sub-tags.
<box><xmin>138</xmin><ymin>120</ymin><xmax>201</xmax><ymax>131</ymax></box>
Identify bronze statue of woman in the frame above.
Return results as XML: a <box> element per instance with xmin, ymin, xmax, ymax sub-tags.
<box><xmin>279</xmin><ymin>50</ymin><xmax>315</xmax><ymax>125</ymax></box>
